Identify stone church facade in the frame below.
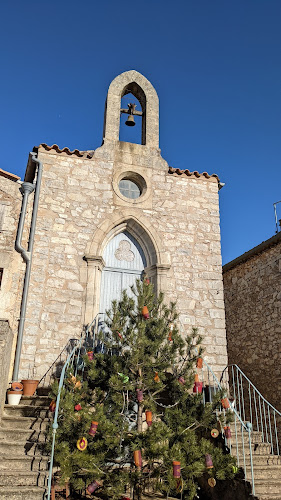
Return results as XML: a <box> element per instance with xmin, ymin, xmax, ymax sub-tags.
<box><xmin>0</xmin><ymin>70</ymin><xmax>227</xmax><ymax>383</ymax></box>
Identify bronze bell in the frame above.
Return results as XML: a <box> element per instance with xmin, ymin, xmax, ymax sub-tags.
<box><xmin>125</xmin><ymin>114</ymin><xmax>135</xmax><ymax>127</ymax></box>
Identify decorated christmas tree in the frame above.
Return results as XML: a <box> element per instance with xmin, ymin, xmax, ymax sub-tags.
<box><xmin>49</xmin><ymin>278</ymin><xmax>237</xmax><ymax>499</ymax></box>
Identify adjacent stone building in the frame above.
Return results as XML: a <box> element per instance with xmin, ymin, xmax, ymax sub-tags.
<box><xmin>0</xmin><ymin>70</ymin><xmax>228</xmax><ymax>382</ymax></box>
<box><xmin>223</xmin><ymin>232</ymin><xmax>281</xmax><ymax>412</ymax></box>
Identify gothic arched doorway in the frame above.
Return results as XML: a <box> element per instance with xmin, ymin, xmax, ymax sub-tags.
<box><xmin>99</xmin><ymin>230</ymin><xmax>147</xmax><ymax>316</ymax></box>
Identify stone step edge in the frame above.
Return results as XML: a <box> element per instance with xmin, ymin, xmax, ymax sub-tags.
<box><xmin>0</xmin><ymin>439</ymin><xmax>47</xmax><ymax>445</ymax></box>
<box><xmin>0</xmin><ymin>454</ymin><xmax>49</xmax><ymax>462</ymax></box>
<box><xmin>0</xmin><ymin>426</ymin><xmax>48</xmax><ymax>433</ymax></box>
<box><xmin>0</xmin><ymin>470</ymin><xmax>48</xmax><ymax>477</ymax></box>
<box><xmin>1</xmin><ymin>415</ymin><xmax>51</xmax><ymax>422</ymax></box>
<box><xmin>0</xmin><ymin>486</ymin><xmax>46</xmax><ymax>492</ymax></box>
<box><xmin>4</xmin><ymin>404</ymin><xmax>50</xmax><ymax>410</ymax></box>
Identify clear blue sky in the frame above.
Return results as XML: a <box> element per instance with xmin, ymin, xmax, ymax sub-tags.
<box><xmin>1</xmin><ymin>1</ymin><xmax>280</xmax><ymax>264</ymax></box>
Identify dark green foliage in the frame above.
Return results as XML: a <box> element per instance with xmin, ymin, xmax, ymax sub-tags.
<box><xmin>49</xmin><ymin>279</ymin><xmax>237</xmax><ymax>499</ymax></box>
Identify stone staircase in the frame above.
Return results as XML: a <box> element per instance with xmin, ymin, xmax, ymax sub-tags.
<box><xmin>0</xmin><ymin>395</ymin><xmax>50</xmax><ymax>500</ymax></box>
<box><xmin>231</xmin><ymin>427</ymin><xmax>281</xmax><ymax>500</ymax></box>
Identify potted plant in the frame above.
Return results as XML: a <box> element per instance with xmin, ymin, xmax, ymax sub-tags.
<box><xmin>7</xmin><ymin>382</ymin><xmax>23</xmax><ymax>405</ymax></box>
<box><xmin>21</xmin><ymin>361</ymin><xmax>39</xmax><ymax>396</ymax></box>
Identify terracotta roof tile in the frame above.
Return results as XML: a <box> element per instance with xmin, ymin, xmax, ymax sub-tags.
<box><xmin>0</xmin><ymin>168</ymin><xmax>21</xmax><ymax>182</ymax></box>
<box><xmin>168</xmin><ymin>166</ymin><xmax>219</xmax><ymax>182</ymax></box>
<box><xmin>33</xmin><ymin>145</ymin><xmax>220</xmax><ymax>183</ymax></box>
<box><xmin>33</xmin><ymin>144</ymin><xmax>94</xmax><ymax>159</ymax></box>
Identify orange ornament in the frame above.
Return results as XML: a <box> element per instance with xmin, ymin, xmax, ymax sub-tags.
<box><xmin>142</xmin><ymin>306</ymin><xmax>149</xmax><ymax>319</ymax></box>
<box><xmin>145</xmin><ymin>410</ymin><xmax>152</xmax><ymax>427</ymax></box>
<box><xmin>196</xmin><ymin>357</ymin><xmax>203</xmax><ymax>369</ymax></box>
<box><xmin>134</xmin><ymin>450</ymin><xmax>142</xmax><ymax>468</ymax></box>
<box><xmin>154</xmin><ymin>372</ymin><xmax>160</xmax><ymax>383</ymax></box>
<box><xmin>221</xmin><ymin>398</ymin><xmax>230</xmax><ymax>409</ymax></box>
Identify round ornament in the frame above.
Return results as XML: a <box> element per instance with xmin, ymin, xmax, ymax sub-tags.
<box><xmin>211</xmin><ymin>428</ymin><xmax>219</xmax><ymax>438</ymax></box>
<box><xmin>74</xmin><ymin>404</ymin><xmax>82</xmax><ymax>411</ymax></box>
<box><xmin>208</xmin><ymin>477</ymin><xmax>216</xmax><ymax>488</ymax></box>
<box><xmin>77</xmin><ymin>437</ymin><xmax>88</xmax><ymax>451</ymax></box>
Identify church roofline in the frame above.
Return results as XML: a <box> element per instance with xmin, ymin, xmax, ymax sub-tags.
<box><xmin>33</xmin><ymin>144</ymin><xmax>95</xmax><ymax>158</ymax></box>
<box><xmin>168</xmin><ymin>167</ymin><xmax>220</xmax><ymax>182</ymax></box>
<box><xmin>33</xmin><ymin>144</ymin><xmax>220</xmax><ymax>182</ymax></box>
<box><xmin>223</xmin><ymin>231</ymin><xmax>281</xmax><ymax>273</ymax></box>
<box><xmin>0</xmin><ymin>167</ymin><xmax>21</xmax><ymax>182</ymax></box>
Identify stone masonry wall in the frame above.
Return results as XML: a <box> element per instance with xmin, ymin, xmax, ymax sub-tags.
<box><xmin>0</xmin><ymin>175</ymin><xmax>25</xmax><ymax>329</ymax></box>
<box><xmin>0</xmin><ymin>319</ymin><xmax>14</xmax><ymax>414</ymax></box>
<box><xmin>223</xmin><ymin>241</ymin><xmax>281</xmax><ymax>411</ymax></box>
<box><xmin>20</xmin><ymin>141</ymin><xmax>227</xmax><ymax>381</ymax></box>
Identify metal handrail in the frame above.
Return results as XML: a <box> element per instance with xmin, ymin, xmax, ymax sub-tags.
<box><xmin>38</xmin><ymin>338</ymin><xmax>80</xmax><ymax>388</ymax></box>
<box><xmin>221</xmin><ymin>364</ymin><xmax>281</xmax><ymax>417</ymax></box>
<box><xmin>178</xmin><ymin>322</ymin><xmax>256</xmax><ymax>493</ymax></box>
<box><xmin>45</xmin><ymin>315</ymin><xmax>102</xmax><ymax>500</ymax></box>
<box><xmin>196</xmin><ymin>356</ymin><xmax>255</xmax><ymax>494</ymax></box>
<box><xmin>221</xmin><ymin>364</ymin><xmax>280</xmax><ymax>457</ymax></box>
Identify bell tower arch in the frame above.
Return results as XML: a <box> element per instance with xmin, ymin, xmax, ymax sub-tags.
<box><xmin>103</xmin><ymin>70</ymin><xmax>159</xmax><ymax>149</ymax></box>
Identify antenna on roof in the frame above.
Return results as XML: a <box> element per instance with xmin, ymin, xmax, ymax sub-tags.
<box><xmin>273</xmin><ymin>200</ymin><xmax>281</xmax><ymax>233</ymax></box>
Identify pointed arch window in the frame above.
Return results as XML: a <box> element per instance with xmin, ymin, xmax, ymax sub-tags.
<box><xmin>99</xmin><ymin>231</ymin><xmax>146</xmax><ymax>316</ymax></box>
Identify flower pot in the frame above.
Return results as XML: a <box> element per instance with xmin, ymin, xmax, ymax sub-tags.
<box><xmin>21</xmin><ymin>379</ymin><xmax>39</xmax><ymax>396</ymax></box>
<box><xmin>7</xmin><ymin>390</ymin><xmax>22</xmax><ymax>405</ymax></box>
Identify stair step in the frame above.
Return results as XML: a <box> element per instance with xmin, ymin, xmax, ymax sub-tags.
<box><xmin>0</xmin><ymin>440</ymin><xmax>47</xmax><ymax>457</ymax></box>
<box><xmin>1</xmin><ymin>415</ymin><xmax>51</xmax><ymax>431</ymax></box>
<box><xmin>231</xmin><ymin>433</ymin><xmax>264</xmax><ymax>444</ymax></box>
<box><xmin>0</xmin><ymin>427</ymin><xmax>48</xmax><ymax>443</ymax></box>
<box><xmin>255</xmin><ymin>496</ymin><xmax>281</xmax><ymax>500</ymax></box>
<box><xmin>231</xmin><ymin>441</ymin><xmax>272</xmax><ymax>456</ymax></box>
<box><xmin>235</xmin><ymin>454</ymin><xmax>281</xmax><ymax>467</ymax></box>
<box><xmin>252</xmin><ymin>465</ymin><xmax>281</xmax><ymax>480</ymax></box>
<box><xmin>0</xmin><ymin>486</ymin><xmax>46</xmax><ymax>499</ymax></box>
<box><xmin>20</xmin><ymin>396</ymin><xmax>51</xmax><ymax>407</ymax></box>
<box><xmin>3</xmin><ymin>404</ymin><xmax>50</xmax><ymax>418</ymax></box>
<box><xmin>254</xmin><ymin>479</ymin><xmax>281</xmax><ymax>496</ymax></box>
<box><xmin>0</xmin><ymin>455</ymin><xmax>49</xmax><ymax>472</ymax></box>
<box><xmin>0</xmin><ymin>471</ymin><xmax>48</xmax><ymax>488</ymax></box>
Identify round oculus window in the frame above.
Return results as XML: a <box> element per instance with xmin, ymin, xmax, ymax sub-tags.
<box><xmin>119</xmin><ymin>178</ymin><xmax>141</xmax><ymax>199</ymax></box>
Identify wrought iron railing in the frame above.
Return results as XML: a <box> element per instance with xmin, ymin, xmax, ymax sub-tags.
<box><xmin>197</xmin><ymin>358</ymin><xmax>255</xmax><ymax>495</ymax></box>
<box><xmin>45</xmin><ymin>314</ymin><xmax>104</xmax><ymax>500</ymax></box>
<box><xmin>38</xmin><ymin>338</ymin><xmax>80</xmax><ymax>389</ymax></box>
<box><xmin>221</xmin><ymin>364</ymin><xmax>281</xmax><ymax>457</ymax></box>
